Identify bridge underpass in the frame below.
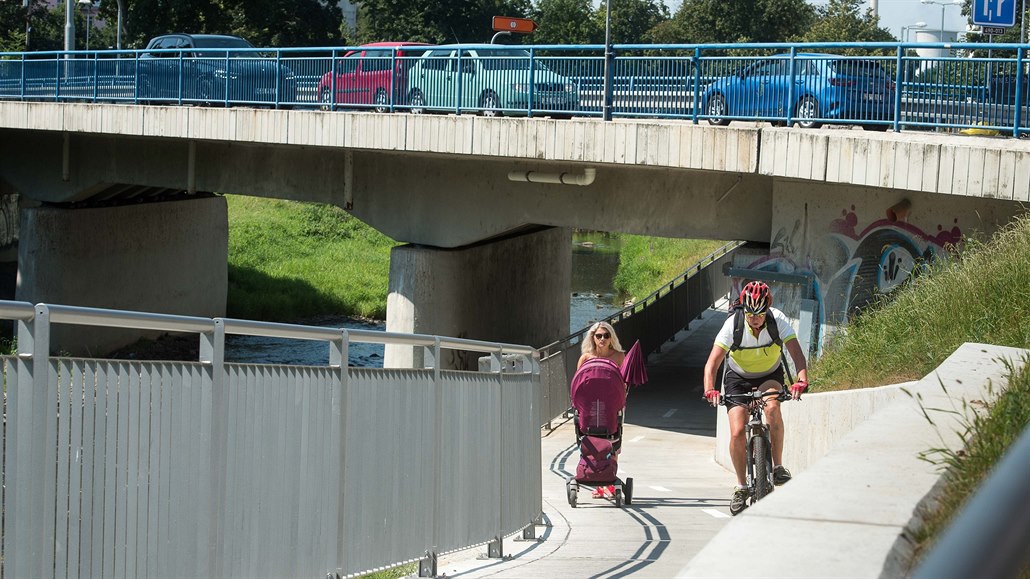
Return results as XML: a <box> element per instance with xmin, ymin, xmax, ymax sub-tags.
<box><xmin>1</xmin><ymin>101</ymin><xmax>1028</xmax><ymax>361</ymax></box>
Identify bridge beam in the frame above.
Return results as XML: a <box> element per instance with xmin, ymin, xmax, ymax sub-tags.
<box><xmin>16</xmin><ymin>196</ymin><xmax>228</xmax><ymax>355</ymax></box>
<box><xmin>385</xmin><ymin>226</ymin><xmax>571</xmax><ymax>369</ymax></box>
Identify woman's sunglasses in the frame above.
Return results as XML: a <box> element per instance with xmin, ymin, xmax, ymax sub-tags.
<box><xmin>594</xmin><ymin>332</ymin><xmax>610</xmax><ymax>339</ymax></box>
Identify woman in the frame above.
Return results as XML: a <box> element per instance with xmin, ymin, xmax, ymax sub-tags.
<box><xmin>576</xmin><ymin>320</ymin><xmax>626</xmax><ymax>499</ymax></box>
<box><xmin>577</xmin><ymin>321</ymin><xmax>626</xmax><ymax>370</ymax></box>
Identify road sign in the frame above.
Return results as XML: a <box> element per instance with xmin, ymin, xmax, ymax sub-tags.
<box><xmin>492</xmin><ymin>16</ymin><xmax>537</xmax><ymax>34</ymax></box>
<box><xmin>982</xmin><ymin>25</ymin><xmax>1008</xmax><ymax>34</ymax></box>
<box><xmin>973</xmin><ymin>0</ymin><xmax>1016</xmax><ymax>27</ymax></box>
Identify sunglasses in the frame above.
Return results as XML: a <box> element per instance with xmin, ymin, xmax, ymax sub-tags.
<box><xmin>745</xmin><ymin>312</ymin><xmax>767</xmax><ymax>319</ymax></box>
<box><xmin>594</xmin><ymin>332</ymin><xmax>611</xmax><ymax>339</ymax></box>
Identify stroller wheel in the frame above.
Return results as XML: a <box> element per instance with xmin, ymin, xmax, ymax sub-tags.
<box><xmin>568</xmin><ymin>485</ymin><xmax>577</xmax><ymax>508</ymax></box>
<box><xmin>625</xmin><ymin>477</ymin><xmax>633</xmax><ymax>505</ymax></box>
<box><xmin>615</xmin><ymin>488</ymin><xmax>624</xmax><ymax>508</ymax></box>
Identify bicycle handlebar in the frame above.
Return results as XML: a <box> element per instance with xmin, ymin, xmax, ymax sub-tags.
<box><xmin>718</xmin><ymin>390</ymin><xmax>791</xmax><ymax>406</ymax></box>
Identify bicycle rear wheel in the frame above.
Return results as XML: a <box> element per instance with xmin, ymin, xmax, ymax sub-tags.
<box><xmin>751</xmin><ymin>435</ymin><xmax>773</xmax><ymax>501</ymax></box>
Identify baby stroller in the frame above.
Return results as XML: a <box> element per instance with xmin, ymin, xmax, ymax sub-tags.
<box><xmin>566</xmin><ymin>357</ymin><xmax>634</xmax><ymax>508</ymax></box>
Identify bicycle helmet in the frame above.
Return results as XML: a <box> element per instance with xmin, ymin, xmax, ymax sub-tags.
<box><xmin>739</xmin><ymin>281</ymin><xmax>771</xmax><ymax>314</ymax></box>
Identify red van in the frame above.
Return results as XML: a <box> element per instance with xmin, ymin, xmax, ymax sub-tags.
<box><xmin>317</xmin><ymin>42</ymin><xmax>429</xmax><ymax>112</ymax></box>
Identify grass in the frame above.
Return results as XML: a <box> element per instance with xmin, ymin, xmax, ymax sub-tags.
<box><xmin>907</xmin><ymin>357</ymin><xmax>1030</xmax><ymax>572</ymax></box>
<box><xmin>226</xmin><ymin>195</ymin><xmax>399</xmax><ymax>321</ymax></box>
<box><xmin>811</xmin><ymin>215</ymin><xmax>1030</xmax><ymax>391</ymax></box>
<box><xmin>613</xmin><ymin>235</ymin><xmax>726</xmax><ymax>303</ymax></box>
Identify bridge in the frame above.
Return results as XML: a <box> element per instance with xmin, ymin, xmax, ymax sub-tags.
<box><xmin>2</xmin><ymin>40</ymin><xmax>1030</xmax><ymax>576</ymax></box>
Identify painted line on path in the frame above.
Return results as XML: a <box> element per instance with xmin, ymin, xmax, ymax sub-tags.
<box><xmin>630</xmin><ymin>435</ymin><xmax>645</xmax><ymax>443</ymax></box>
<box><xmin>650</xmin><ymin>486</ymin><xmax>672</xmax><ymax>493</ymax></box>
<box><xmin>702</xmin><ymin>508</ymin><xmax>730</xmax><ymax>519</ymax></box>
<box><xmin>662</xmin><ymin>409</ymin><xmax>678</xmax><ymax>418</ymax></box>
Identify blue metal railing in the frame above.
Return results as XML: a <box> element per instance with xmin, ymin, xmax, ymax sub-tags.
<box><xmin>2</xmin><ymin>42</ymin><xmax>1030</xmax><ymax>136</ymax></box>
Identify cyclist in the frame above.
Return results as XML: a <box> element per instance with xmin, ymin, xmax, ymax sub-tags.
<box><xmin>702</xmin><ymin>281</ymin><xmax>809</xmax><ymax>515</ymax></box>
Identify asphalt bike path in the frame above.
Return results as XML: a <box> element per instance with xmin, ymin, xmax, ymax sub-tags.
<box><xmin>434</xmin><ymin>307</ymin><xmax>735</xmax><ymax>577</ymax></box>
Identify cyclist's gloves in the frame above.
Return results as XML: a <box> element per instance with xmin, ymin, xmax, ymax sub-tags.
<box><xmin>789</xmin><ymin>380</ymin><xmax>808</xmax><ymax>399</ymax></box>
<box><xmin>703</xmin><ymin>389</ymin><xmax>721</xmax><ymax>406</ymax></box>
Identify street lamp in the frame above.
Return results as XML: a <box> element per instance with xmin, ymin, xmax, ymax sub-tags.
<box><xmin>77</xmin><ymin>0</ymin><xmax>95</xmax><ymax>51</ymax></box>
<box><xmin>902</xmin><ymin>21</ymin><xmax>928</xmax><ymax>43</ymax></box>
<box><xmin>920</xmin><ymin>0</ymin><xmax>964</xmax><ymax>42</ymax></box>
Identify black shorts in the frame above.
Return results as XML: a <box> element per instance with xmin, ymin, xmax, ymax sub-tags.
<box><xmin>722</xmin><ymin>366</ymin><xmax>784</xmax><ymax>410</ymax></box>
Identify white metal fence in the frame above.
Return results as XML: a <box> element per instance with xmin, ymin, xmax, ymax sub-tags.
<box><xmin>0</xmin><ymin>300</ymin><xmax>541</xmax><ymax>578</ymax></box>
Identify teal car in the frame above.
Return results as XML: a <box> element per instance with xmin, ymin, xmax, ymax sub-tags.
<box><xmin>406</xmin><ymin>45</ymin><xmax>579</xmax><ymax>116</ymax></box>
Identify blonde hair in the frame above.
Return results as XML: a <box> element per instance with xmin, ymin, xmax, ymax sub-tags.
<box><xmin>581</xmin><ymin>321</ymin><xmax>624</xmax><ymax>356</ymax></box>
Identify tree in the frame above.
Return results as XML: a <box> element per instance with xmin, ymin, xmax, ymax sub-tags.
<box><xmin>531</xmin><ymin>0</ymin><xmax>599</xmax><ymax>45</ymax></box>
<box><xmin>669</xmin><ymin>0</ymin><xmax>815</xmax><ymax>44</ymax></box>
<box><xmin>356</xmin><ymin>0</ymin><xmax>532</xmax><ymax>45</ymax></box>
<box><xmin>800</xmin><ymin>0</ymin><xmax>894</xmax><ymax>50</ymax></box>
<box><xmin>0</xmin><ymin>0</ymin><xmax>57</xmax><ymax>52</ymax></box>
<box><xmin>592</xmin><ymin>0</ymin><xmax>670</xmax><ymax>44</ymax></box>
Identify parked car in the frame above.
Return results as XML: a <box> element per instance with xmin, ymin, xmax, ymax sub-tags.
<box><xmin>138</xmin><ymin>34</ymin><xmax>296</xmax><ymax>106</ymax></box>
<box><xmin>317</xmin><ymin>42</ymin><xmax>429</xmax><ymax>113</ymax></box>
<box><xmin>701</xmin><ymin>54</ymin><xmax>895</xmax><ymax>130</ymax></box>
<box><xmin>406</xmin><ymin>45</ymin><xmax>579</xmax><ymax>116</ymax></box>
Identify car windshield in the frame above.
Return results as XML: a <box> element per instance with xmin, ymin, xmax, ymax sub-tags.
<box><xmin>476</xmin><ymin>49</ymin><xmax>549</xmax><ymax>71</ymax></box>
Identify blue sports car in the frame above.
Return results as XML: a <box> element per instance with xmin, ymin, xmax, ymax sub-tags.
<box><xmin>701</xmin><ymin>53</ymin><xmax>895</xmax><ymax>130</ymax></box>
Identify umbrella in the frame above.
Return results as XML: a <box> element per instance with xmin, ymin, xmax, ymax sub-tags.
<box><xmin>620</xmin><ymin>340</ymin><xmax>649</xmax><ymax>387</ymax></box>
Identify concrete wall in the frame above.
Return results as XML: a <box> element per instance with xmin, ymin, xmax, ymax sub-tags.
<box><xmin>692</xmin><ymin>343</ymin><xmax>1028</xmax><ymax>578</ymax></box>
<box><xmin>16</xmin><ymin>196</ymin><xmax>228</xmax><ymax>355</ymax></box>
<box><xmin>764</xmin><ymin>180</ymin><xmax>1027</xmax><ymax>350</ymax></box>
<box><xmin>385</xmin><ymin>226</ymin><xmax>571</xmax><ymax>369</ymax></box>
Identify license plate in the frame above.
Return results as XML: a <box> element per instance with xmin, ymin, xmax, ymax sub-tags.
<box><xmin>863</xmin><ymin>93</ymin><xmax>883</xmax><ymax>101</ymax></box>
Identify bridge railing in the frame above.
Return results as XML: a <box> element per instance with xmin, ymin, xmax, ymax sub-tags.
<box><xmin>3</xmin><ymin>42</ymin><xmax>1030</xmax><ymax>135</ymax></box>
<box><xmin>0</xmin><ymin>300</ymin><xmax>541</xmax><ymax>578</ymax></box>
<box><xmin>537</xmin><ymin>241</ymin><xmax>742</xmax><ymax>427</ymax></box>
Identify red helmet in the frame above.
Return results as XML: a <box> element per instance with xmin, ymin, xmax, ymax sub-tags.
<box><xmin>739</xmin><ymin>281</ymin><xmax>771</xmax><ymax>314</ymax></box>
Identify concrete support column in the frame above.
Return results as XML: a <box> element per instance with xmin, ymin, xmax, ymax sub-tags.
<box><xmin>16</xmin><ymin>196</ymin><xmax>228</xmax><ymax>355</ymax></box>
<box><xmin>385</xmin><ymin>227</ymin><xmax>571</xmax><ymax>369</ymax></box>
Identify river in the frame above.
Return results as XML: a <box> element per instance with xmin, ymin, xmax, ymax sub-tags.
<box><xmin>225</xmin><ymin>232</ymin><xmax>624</xmax><ymax>367</ymax></box>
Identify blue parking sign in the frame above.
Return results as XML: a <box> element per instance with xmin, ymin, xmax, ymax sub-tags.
<box><xmin>973</xmin><ymin>0</ymin><xmax>1016</xmax><ymax>27</ymax></box>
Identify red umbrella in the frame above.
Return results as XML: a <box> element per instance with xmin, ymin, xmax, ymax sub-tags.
<box><xmin>620</xmin><ymin>340</ymin><xmax>649</xmax><ymax>387</ymax></box>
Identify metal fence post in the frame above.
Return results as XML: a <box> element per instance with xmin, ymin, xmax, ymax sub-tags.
<box><xmin>1014</xmin><ymin>47</ymin><xmax>1024</xmax><ymax>136</ymax></box>
<box><xmin>895</xmin><ymin>46</ymin><xmax>904</xmax><ymax>133</ymax></box>
<box><xmin>8</xmin><ymin>304</ymin><xmax>53</xmax><ymax>577</ymax></box>
<box><xmin>200</xmin><ymin>319</ymin><xmax>225</xmax><ymax>575</ymax></box>
<box><xmin>328</xmin><ymin>329</ymin><xmax>349</xmax><ymax>575</ymax></box>
<box><xmin>692</xmin><ymin>47</ymin><xmax>701</xmax><ymax>124</ymax></box>
<box><xmin>420</xmin><ymin>337</ymin><xmax>442</xmax><ymax>576</ymax></box>
<box><xmin>487</xmin><ymin>350</ymin><xmax>505</xmax><ymax>558</ymax></box>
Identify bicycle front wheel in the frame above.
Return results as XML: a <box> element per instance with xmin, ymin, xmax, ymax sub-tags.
<box><xmin>751</xmin><ymin>434</ymin><xmax>773</xmax><ymax>502</ymax></box>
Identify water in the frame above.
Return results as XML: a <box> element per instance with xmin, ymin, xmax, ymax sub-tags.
<box><xmin>225</xmin><ymin>234</ymin><xmax>623</xmax><ymax>366</ymax></box>
<box><xmin>569</xmin><ymin>232</ymin><xmax>624</xmax><ymax>334</ymax></box>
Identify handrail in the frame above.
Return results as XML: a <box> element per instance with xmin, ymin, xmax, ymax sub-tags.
<box><xmin>3</xmin><ymin>41</ymin><xmax>1030</xmax><ymax>136</ymax></box>
<box><xmin>539</xmin><ymin>239</ymin><xmax>743</xmax><ymax>358</ymax></box>
<box><xmin>1</xmin><ymin>300</ymin><xmax>537</xmax><ymax>362</ymax></box>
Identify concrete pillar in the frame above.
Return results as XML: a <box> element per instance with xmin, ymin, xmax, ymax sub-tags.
<box><xmin>16</xmin><ymin>196</ymin><xmax>228</xmax><ymax>355</ymax></box>
<box><xmin>385</xmin><ymin>227</ymin><xmax>571</xmax><ymax>369</ymax></box>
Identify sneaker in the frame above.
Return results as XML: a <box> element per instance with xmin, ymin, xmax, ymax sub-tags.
<box><xmin>592</xmin><ymin>487</ymin><xmax>605</xmax><ymax>498</ymax></box>
<box><xmin>729</xmin><ymin>486</ymin><xmax>749</xmax><ymax>515</ymax></box>
<box><xmin>606</xmin><ymin>485</ymin><xmax>617</xmax><ymax>498</ymax></box>
<box><xmin>773</xmin><ymin>465</ymin><xmax>792</xmax><ymax>486</ymax></box>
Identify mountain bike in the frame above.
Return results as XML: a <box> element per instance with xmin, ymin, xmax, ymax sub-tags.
<box><xmin>722</xmin><ymin>390</ymin><xmax>791</xmax><ymax>505</ymax></box>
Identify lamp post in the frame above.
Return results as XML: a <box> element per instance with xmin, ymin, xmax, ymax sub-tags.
<box><xmin>920</xmin><ymin>0</ymin><xmax>964</xmax><ymax>42</ymax></box>
<box><xmin>902</xmin><ymin>21</ymin><xmax>928</xmax><ymax>43</ymax></box>
<box><xmin>602</xmin><ymin>0</ymin><xmax>613</xmax><ymax>121</ymax></box>
<box><xmin>78</xmin><ymin>0</ymin><xmax>94</xmax><ymax>51</ymax></box>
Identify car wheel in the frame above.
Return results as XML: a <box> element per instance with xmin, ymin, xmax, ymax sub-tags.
<box><xmin>373</xmin><ymin>88</ymin><xmax>390</xmax><ymax>113</ymax></box>
<box><xmin>479</xmin><ymin>91</ymin><xmax>501</xmax><ymax>117</ymax></box>
<box><xmin>707</xmin><ymin>94</ymin><xmax>730</xmax><ymax>126</ymax></box>
<box><xmin>409</xmin><ymin>89</ymin><xmax>425</xmax><ymax>114</ymax></box>
<box><xmin>319</xmin><ymin>87</ymin><xmax>332</xmax><ymax>111</ymax></box>
<box><xmin>795</xmin><ymin>96</ymin><xmax>822</xmax><ymax>129</ymax></box>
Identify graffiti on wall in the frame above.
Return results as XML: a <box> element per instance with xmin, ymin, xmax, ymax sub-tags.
<box><xmin>743</xmin><ymin>202</ymin><xmax>962</xmax><ymax>334</ymax></box>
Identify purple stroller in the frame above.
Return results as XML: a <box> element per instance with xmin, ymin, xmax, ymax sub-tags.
<box><xmin>565</xmin><ymin>357</ymin><xmax>634</xmax><ymax>508</ymax></box>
